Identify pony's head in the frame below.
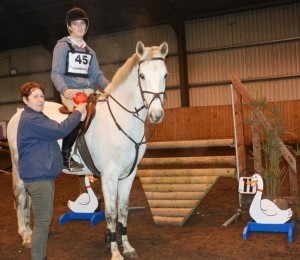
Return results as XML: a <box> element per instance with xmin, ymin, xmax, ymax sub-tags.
<box><xmin>136</xmin><ymin>41</ymin><xmax>168</xmax><ymax>123</ymax></box>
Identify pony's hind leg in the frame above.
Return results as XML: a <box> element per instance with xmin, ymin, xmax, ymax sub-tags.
<box><xmin>117</xmin><ymin>173</ymin><xmax>138</xmax><ymax>258</ymax></box>
<box><xmin>8</xmin><ymin>110</ymin><xmax>32</xmax><ymax>247</ymax></box>
<box><xmin>14</xmin><ymin>178</ymin><xmax>32</xmax><ymax>247</ymax></box>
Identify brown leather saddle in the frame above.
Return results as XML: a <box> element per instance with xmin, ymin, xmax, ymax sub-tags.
<box><xmin>59</xmin><ymin>92</ymin><xmax>104</xmax><ymax>176</ymax></box>
<box><xmin>59</xmin><ymin>93</ymin><xmax>99</xmax><ymax>136</ymax></box>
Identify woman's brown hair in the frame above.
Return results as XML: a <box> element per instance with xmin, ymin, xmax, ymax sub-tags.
<box><xmin>20</xmin><ymin>82</ymin><xmax>45</xmax><ymax>99</ymax></box>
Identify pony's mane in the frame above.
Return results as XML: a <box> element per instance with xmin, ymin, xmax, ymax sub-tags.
<box><xmin>107</xmin><ymin>46</ymin><xmax>161</xmax><ymax>92</ymax></box>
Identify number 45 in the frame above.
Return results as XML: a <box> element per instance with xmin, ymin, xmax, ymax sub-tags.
<box><xmin>75</xmin><ymin>55</ymin><xmax>88</xmax><ymax>65</ymax></box>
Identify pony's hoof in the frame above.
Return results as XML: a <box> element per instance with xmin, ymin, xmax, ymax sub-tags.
<box><xmin>22</xmin><ymin>235</ymin><xmax>32</xmax><ymax>248</ymax></box>
<box><xmin>22</xmin><ymin>241</ymin><xmax>31</xmax><ymax>248</ymax></box>
<box><xmin>123</xmin><ymin>250</ymin><xmax>138</xmax><ymax>259</ymax></box>
<box><xmin>111</xmin><ymin>253</ymin><xmax>124</xmax><ymax>260</ymax></box>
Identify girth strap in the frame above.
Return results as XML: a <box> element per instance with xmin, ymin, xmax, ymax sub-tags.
<box><xmin>76</xmin><ymin>135</ymin><xmax>102</xmax><ymax>176</ymax></box>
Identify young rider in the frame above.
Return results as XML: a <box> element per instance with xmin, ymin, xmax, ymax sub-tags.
<box><xmin>51</xmin><ymin>7</ymin><xmax>110</xmax><ymax>172</ymax></box>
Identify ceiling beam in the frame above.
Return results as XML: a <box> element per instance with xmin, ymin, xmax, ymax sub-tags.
<box><xmin>157</xmin><ymin>0</ymin><xmax>190</xmax><ymax>107</ymax></box>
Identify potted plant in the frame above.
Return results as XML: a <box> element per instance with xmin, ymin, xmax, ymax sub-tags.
<box><xmin>246</xmin><ymin>97</ymin><xmax>299</xmax><ymax>208</ymax></box>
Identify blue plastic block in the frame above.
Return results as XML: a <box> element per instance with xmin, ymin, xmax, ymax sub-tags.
<box><xmin>59</xmin><ymin>210</ymin><xmax>105</xmax><ymax>226</ymax></box>
<box><xmin>243</xmin><ymin>220</ymin><xmax>297</xmax><ymax>242</ymax></box>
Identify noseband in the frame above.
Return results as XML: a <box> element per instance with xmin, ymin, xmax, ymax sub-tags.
<box><xmin>137</xmin><ymin>57</ymin><xmax>166</xmax><ymax>109</ymax></box>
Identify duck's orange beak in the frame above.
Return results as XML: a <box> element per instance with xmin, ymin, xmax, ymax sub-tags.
<box><xmin>87</xmin><ymin>174</ymin><xmax>97</xmax><ymax>183</ymax></box>
<box><xmin>247</xmin><ymin>179</ymin><xmax>258</xmax><ymax>187</ymax></box>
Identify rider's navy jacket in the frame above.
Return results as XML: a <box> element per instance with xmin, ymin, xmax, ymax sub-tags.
<box><xmin>17</xmin><ymin>105</ymin><xmax>81</xmax><ymax>182</ymax></box>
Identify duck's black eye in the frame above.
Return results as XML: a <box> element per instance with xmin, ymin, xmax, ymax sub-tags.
<box><xmin>140</xmin><ymin>74</ymin><xmax>145</xmax><ymax>80</ymax></box>
<box><xmin>164</xmin><ymin>73</ymin><xmax>168</xmax><ymax>79</ymax></box>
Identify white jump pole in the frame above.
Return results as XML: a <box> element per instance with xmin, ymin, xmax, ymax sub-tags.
<box><xmin>230</xmin><ymin>84</ymin><xmax>240</xmax><ymax>181</ymax></box>
<box><xmin>222</xmin><ymin>84</ymin><xmax>242</xmax><ymax>227</ymax></box>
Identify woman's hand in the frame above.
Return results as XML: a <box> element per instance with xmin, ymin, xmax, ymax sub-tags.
<box><xmin>73</xmin><ymin>103</ymin><xmax>87</xmax><ymax>114</ymax></box>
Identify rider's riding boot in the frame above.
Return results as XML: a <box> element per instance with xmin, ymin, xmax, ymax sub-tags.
<box><xmin>62</xmin><ymin>122</ymin><xmax>84</xmax><ymax>172</ymax></box>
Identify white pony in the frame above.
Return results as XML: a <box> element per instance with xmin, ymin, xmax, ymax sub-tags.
<box><xmin>7</xmin><ymin>41</ymin><xmax>168</xmax><ymax>260</ymax></box>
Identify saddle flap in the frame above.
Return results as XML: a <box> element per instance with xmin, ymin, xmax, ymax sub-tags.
<box><xmin>78</xmin><ymin>93</ymin><xmax>99</xmax><ymax>136</ymax></box>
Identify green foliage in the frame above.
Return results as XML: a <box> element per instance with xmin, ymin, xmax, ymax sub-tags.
<box><xmin>248</xmin><ymin>97</ymin><xmax>293</xmax><ymax>200</ymax></box>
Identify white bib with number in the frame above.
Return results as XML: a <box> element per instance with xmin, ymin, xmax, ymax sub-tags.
<box><xmin>66</xmin><ymin>52</ymin><xmax>92</xmax><ymax>76</ymax></box>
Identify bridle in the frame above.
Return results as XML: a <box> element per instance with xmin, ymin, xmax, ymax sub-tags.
<box><xmin>137</xmin><ymin>57</ymin><xmax>167</xmax><ymax>109</ymax></box>
<box><xmin>101</xmin><ymin>56</ymin><xmax>167</xmax><ymax>180</ymax></box>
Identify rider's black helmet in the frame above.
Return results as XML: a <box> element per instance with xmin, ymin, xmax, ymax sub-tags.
<box><xmin>66</xmin><ymin>7</ymin><xmax>89</xmax><ymax>31</ymax></box>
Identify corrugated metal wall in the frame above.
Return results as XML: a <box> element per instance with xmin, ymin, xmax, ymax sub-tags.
<box><xmin>0</xmin><ymin>46</ymin><xmax>53</xmax><ymax>121</ymax></box>
<box><xmin>88</xmin><ymin>25</ymin><xmax>178</xmax><ymax>85</ymax></box>
<box><xmin>186</xmin><ymin>3</ymin><xmax>300</xmax><ymax>107</ymax></box>
<box><xmin>0</xmin><ymin>3</ymin><xmax>299</xmax><ymax>121</ymax></box>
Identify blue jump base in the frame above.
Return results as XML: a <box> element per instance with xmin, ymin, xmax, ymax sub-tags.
<box><xmin>59</xmin><ymin>210</ymin><xmax>105</xmax><ymax>226</ymax></box>
<box><xmin>243</xmin><ymin>220</ymin><xmax>297</xmax><ymax>242</ymax></box>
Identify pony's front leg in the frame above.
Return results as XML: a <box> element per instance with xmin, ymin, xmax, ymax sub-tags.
<box><xmin>117</xmin><ymin>172</ymin><xmax>138</xmax><ymax>258</ymax></box>
<box><xmin>13</xmin><ymin>175</ymin><xmax>32</xmax><ymax>247</ymax></box>
<box><xmin>102</xmin><ymin>174</ymin><xmax>124</xmax><ymax>260</ymax></box>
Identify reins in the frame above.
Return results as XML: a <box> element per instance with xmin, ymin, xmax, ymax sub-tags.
<box><xmin>99</xmin><ymin>56</ymin><xmax>166</xmax><ymax>180</ymax></box>
<box><xmin>105</xmin><ymin>99</ymin><xmax>145</xmax><ymax>180</ymax></box>
<box><xmin>100</xmin><ymin>93</ymin><xmax>156</xmax><ymax>181</ymax></box>
<box><xmin>108</xmin><ymin>95</ymin><xmax>146</xmax><ymax>117</ymax></box>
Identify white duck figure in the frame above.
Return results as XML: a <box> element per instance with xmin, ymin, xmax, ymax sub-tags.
<box><xmin>67</xmin><ymin>175</ymin><xmax>98</xmax><ymax>213</ymax></box>
<box><xmin>248</xmin><ymin>173</ymin><xmax>293</xmax><ymax>224</ymax></box>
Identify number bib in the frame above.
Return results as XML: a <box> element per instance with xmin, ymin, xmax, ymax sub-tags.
<box><xmin>66</xmin><ymin>51</ymin><xmax>93</xmax><ymax>78</ymax></box>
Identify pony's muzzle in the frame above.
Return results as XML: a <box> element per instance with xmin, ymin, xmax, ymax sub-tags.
<box><xmin>149</xmin><ymin>109</ymin><xmax>164</xmax><ymax>123</ymax></box>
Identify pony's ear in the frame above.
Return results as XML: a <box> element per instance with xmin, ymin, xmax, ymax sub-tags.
<box><xmin>159</xmin><ymin>42</ymin><xmax>168</xmax><ymax>58</ymax></box>
<box><xmin>136</xmin><ymin>41</ymin><xmax>145</xmax><ymax>58</ymax></box>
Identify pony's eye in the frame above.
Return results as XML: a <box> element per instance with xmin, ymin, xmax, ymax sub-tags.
<box><xmin>139</xmin><ymin>74</ymin><xmax>145</xmax><ymax>80</ymax></box>
<box><xmin>164</xmin><ymin>73</ymin><xmax>168</xmax><ymax>79</ymax></box>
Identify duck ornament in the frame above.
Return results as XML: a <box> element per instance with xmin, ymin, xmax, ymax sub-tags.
<box><xmin>247</xmin><ymin>173</ymin><xmax>293</xmax><ymax>224</ymax></box>
<box><xmin>67</xmin><ymin>174</ymin><xmax>98</xmax><ymax>213</ymax></box>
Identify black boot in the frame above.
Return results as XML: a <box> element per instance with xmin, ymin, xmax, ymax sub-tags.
<box><xmin>62</xmin><ymin>122</ymin><xmax>84</xmax><ymax>172</ymax></box>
